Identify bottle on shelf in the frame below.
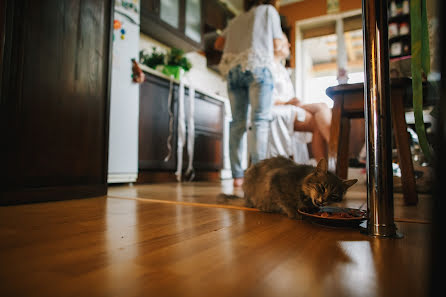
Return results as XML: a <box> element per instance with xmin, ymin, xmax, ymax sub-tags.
<box><xmin>399</xmin><ymin>22</ymin><xmax>410</xmax><ymax>35</ymax></box>
<box><xmin>402</xmin><ymin>0</ymin><xmax>410</xmax><ymax>15</ymax></box>
<box><xmin>389</xmin><ymin>22</ymin><xmax>399</xmax><ymax>38</ymax></box>
<box><xmin>390</xmin><ymin>0</ymin><xmax>397</xmax><ymax>17</ymax></box>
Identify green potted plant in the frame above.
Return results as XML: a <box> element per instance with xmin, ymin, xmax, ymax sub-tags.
<box><xmin>162</xmin><ymin>47</ymin><xmax>192</xmax><ymax>80</ymax></box>
<box><xmin>139</xmin><ymin>47</ymin><xmax>165</xmax><ymax>70</ymax></box>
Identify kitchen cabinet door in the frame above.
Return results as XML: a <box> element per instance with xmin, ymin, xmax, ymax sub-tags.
<box><xmin>141</xmin><ymin>0</ymin><xmax>203</xmax><ymax>51</ymax></box>
<box><xmin>160</xmin><ymin>0</ymin><xmax>180</xmax><ymax>29</ymax></box>
<box><xmin>192</xmin><ymin>130</ymin><xmax>223</xmax><ymax>170</ymax></box>
<box><xmin>139</xmin><ymin>71</ymin><xmax>224</xmax><ymax>180</ymax></box>
<box><xmin>144</xmin><ymin>0</ymin><xmax>160</xmax><ymax>15</ymax></box>
<box><xmin>139</xmin><ymin>74</ymin><xmax>177</xmax><ymax>170</ymax></box>
<box><xmin>183</xmin><ymin>90</ymin><xmax>224</xmax><ymax>171</ymax></box>
<box><xmin>190</xmin><ymin>93</ymin><xmax>224</xmax><ymax>133</ymax></box>
<box><xmin>185</xmin><ymin>0</ymin><xmax>202</xmax><ymax>43</ymax></box>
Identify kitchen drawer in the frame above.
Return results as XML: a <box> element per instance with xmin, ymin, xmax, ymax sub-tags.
<box><xmin>190</xmin><ymin>130</ymin><xmax>223</xmax><ymax>170</ymax></box>
<box><xmin>192</xmin><ymin>92</ymin><xmax>224</xmax><ymax>134</ymax></box>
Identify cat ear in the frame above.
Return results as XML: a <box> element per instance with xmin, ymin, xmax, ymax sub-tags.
<box><xmin>343</xmin><ymin>179</ymin><xmax>358</xmax><ymax>189</ymax></box>
<box><xmin>316</xmin><ymin>158</ymin><xmax>328</xmax><ymax>174</ymax></box>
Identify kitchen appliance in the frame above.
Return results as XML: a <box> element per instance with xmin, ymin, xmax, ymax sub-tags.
<box><xmin>108</xmin><ymin>0</ymin><xmax>140</xmax><ymax>183</ymax></box>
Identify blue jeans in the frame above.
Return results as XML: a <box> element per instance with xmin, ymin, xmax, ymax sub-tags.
<box><xmin>227</xmin><ymin>65</ymin><xmax>274</xmax><ymax>178</ymax></box>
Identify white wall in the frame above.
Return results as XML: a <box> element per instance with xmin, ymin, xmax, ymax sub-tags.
<box><xmin>183</xmin><ymin>52</ymin><xmax>228</xmax><ymax>97</ymax></box>
<box><xmin>139</xmin><ymin>33</ymin><xmax>228</xmax><ymax>98</ymax></box>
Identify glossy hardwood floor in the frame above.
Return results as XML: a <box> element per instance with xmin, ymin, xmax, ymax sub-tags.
<box><xmin>0</xmin><ymin>181</ymin><xmax>432</xmax><ymax>297</ymax></box>
<box><xmin>108</xmin><ymin>180</ymin><xmax>433</xmax><ymax>222</ymax></box>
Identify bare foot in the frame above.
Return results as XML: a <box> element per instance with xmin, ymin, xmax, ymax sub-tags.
<box><xmin>233</xmin><ymin>177</ymin><xmax>244</xmax><ymax>187</ymax></box>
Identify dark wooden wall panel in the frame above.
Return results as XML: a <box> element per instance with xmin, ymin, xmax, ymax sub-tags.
<box><xmin>0</xmin><ymin>0</ymin><xmax>113</xmax><ymax>204</ymax></box>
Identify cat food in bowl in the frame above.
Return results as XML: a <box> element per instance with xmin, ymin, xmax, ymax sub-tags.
<box><xmin>298</xmin><ymin>207</ymin><xmax>367</xmax><ymax>227</ymax></box>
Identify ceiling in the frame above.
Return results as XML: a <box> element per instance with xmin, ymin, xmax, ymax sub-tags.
<box><xmin>281</xmin><ymin>0</ymin><xmax>304</xmax><ymax>6</ymax></box>
<box><xmin>223</xmin><ymin>0</ymin><xmax>243</xmax><ymax>13</ymax></box>
<box><xmin>303</xmin><ymin>29</ymin><xmax>364</xmax><ymax>74</ymax></box>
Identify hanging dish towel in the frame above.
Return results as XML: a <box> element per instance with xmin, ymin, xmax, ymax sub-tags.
<box><xmin>175</xmin><ymin>70</ymin><xmax>186</xmax><ymax>182</ymax></box>
<box><xmin>184</xmin><ymin>85</ymin><xmax>195</xmax><ymax>181</ymax></box>
<box><xmin>165</xmin><ymin>69</ymin><xmax>195</xmax><ymax>182</ymax></box>
<box><xmin>164</xmin><ymin>76</ymin><xmax>175</xmax><ymax>162</ymax></box>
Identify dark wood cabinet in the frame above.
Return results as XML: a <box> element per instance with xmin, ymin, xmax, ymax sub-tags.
<box><xmin>139</xmin><ymin>74</ymin><xmax>178</xmax><ymax>170</ymax></box>
<box><xmin>203</xmin><ymin>0</ymin><xmax>235</xmax><ymax>70</ymax></box>
<box><xmin>141</xmin><ymin>0</ymin><xmax>203</xmax><ymax>52</ymax></box>
<box><xmin>193</xmin><ymin>131</ymin><xmax>223</xmax><ymax>170</ymax></box>
<box><xmin>193</xmin><ymin>93</ymin><xmax>224</xmax><ymax>133</ymax></box>
<box><xmin>190</xmin><ymin>93</ymin><xmax>224</xmax><ymax>170</ymax></box>
<box><xmin>144</xmin><ymin>0</ymin><xmax>160</xmax><ymax>14</ymax></box>
<box><xmin>138</xmin><ymin>71</ymin><xmax>224</xmax><ymax>181</ymax></box>
<box><xmin>0</xmin><ymin>0</ymin><xmax>113</xmax><ymax>205</ymax></box>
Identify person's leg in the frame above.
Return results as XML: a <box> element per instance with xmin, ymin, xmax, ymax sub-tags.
<box><xmin>300</xmin><ymin>103</ymin><xmax>332</xmax><ymax>142</ymax></box>
<box><xmin>248</xmin><ymin>68</ymin><xmax>274</xmax><ymax>164</ymax></box>
<box><xmin>310</xmin><ymin>129</ymin><xmax>327</xmax><ymax>162</ymax></box>
<box><xmin>293</xmin><ymin>110</ymin><xmax>327</xmax><ymax>161</ymax></box>
<box><xmin>228</xmin><ymin>77</ymin><xmax>249</xmax><ymax>181</ymax></box>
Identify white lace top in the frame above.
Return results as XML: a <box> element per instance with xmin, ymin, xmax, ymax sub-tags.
<box><xmin>218</xmin><ymin>5</ymin><xmax>283</xmax><ymax>76</ymax></box>
<box><xmin>271</xmin><ymin>61</ymin><xmax>296</xmax><ymax>103</ymax></box>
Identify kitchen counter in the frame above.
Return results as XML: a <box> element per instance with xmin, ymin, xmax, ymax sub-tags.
<box><xmin>139</xmin><ymin>64</ymin><xmax>231</xmax><ymax>118</ymax></box>
<box><xmin>138</xmin><ymin>65</ymin><xmax>232</xmax><ymax>181</ymax></box>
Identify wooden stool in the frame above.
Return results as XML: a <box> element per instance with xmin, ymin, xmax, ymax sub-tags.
<box><xmin>326</xmin><ymin>78</ymin><xmax>418</xmax><ymax>205</ymax></box>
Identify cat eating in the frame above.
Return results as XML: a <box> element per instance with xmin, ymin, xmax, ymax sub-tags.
<box><xmin>229</xmin><ymin>156</ymin><xmax>357</xmax><ymax>219</ymax></box>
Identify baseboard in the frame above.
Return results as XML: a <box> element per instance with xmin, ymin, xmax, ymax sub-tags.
<box><xmin>137</xmin><ymin>171</ymin><xmax>221</xmax><ymax>184</ymax></box>
<box><xmin>0</xmin><ymin>184</ymin><xmax>107</xmax><ymax>206</ymax></box>
<box><xmin>107</xmin><ymin>173</ymin><xmax>138</xmax><ymax>183</ymax></box>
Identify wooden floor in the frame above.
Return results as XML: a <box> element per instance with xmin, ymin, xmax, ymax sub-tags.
<box><xmin>0</xmin><ymin>181</ymin><xmax>432</xmax><ymax>297</ymax></box>
<box><xmin>108</xmin><ymin>180</ymin><xmax>433</xmax><ymax>223</ymax></box>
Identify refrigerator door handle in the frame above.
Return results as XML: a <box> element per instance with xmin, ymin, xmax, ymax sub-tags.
<box><xmin>115</xmin><ymin>10</ymin><xmax>139</xmax><ymax>26</ymax></box>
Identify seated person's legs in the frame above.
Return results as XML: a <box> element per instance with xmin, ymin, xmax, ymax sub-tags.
<box><xmin>299</xmin><ymin>103</ymin><xmax>332</xmax><ymax>143</ymax></box>
<box><xmin>293</xmin><ymin>110</ymin><xmax>327</xmax><ymax>162</ymax></box>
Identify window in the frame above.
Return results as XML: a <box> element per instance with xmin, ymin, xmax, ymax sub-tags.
<box><xmin>185</xmin><ymin>0</ymin><xmax>202</xmax><ymax>43</ymax></box>
<box><xmin>160</xmin><ymin>0</ymin><xmax>180</xmax><ymax>28</ymax></box>
<box><xmin>302</xmin><ymin>33</ymin><xmax>338</xmax><ymax>107</ymax></box>
<box><xmin>297</xmin><ymin>12</ymin><xmax>364</xmax><ymax>107</ymax></box>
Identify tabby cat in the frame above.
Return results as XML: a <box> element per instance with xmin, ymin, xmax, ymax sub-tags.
<box><xmin>228</xmin><ymin>156</ymin><xmax>358</xmax><ymax>219</ymax></box>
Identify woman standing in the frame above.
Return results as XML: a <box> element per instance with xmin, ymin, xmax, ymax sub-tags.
<box><xmin>215</xmin><ymin>0</ymin><xmax>283</xmax><ymax>187</ymax></box>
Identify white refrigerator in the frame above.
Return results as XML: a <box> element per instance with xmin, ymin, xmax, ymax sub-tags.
<box><xmin>108</xmin><ymin>0</ymin><xmax>140</xmax><ymax>183</ymax></box>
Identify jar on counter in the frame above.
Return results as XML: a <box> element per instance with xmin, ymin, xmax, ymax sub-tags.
<box><xmin>402</xmin><ymin>0</ymin><xmax>410</xmax><ymax>14</ymax></box>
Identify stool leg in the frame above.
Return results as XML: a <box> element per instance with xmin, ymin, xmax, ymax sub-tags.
<box><xmin>328</xmin><ymin>95</ymin><xmax>343</xmax><ymax>174</ymax></box>
<box><xmin>337</xmin><ymin>117</ymin><xmax>350</xmax><ymax>179</ymax></box>
<box><xmin>391</xmin><ymin>89</ymin><xmax>418</xmax><ymax>205</ymax></box>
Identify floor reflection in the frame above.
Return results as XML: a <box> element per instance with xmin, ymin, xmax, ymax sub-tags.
<box><xmin>105</xmin><ymin>198</ymin><xmax>140</xmax><ymax>293</ymax></box>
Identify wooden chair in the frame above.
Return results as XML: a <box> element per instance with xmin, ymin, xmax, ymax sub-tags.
<box><xmin>325</xmin><ymin>78</ymin><xmax>418</xmax><ymax>205</ymax></box>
